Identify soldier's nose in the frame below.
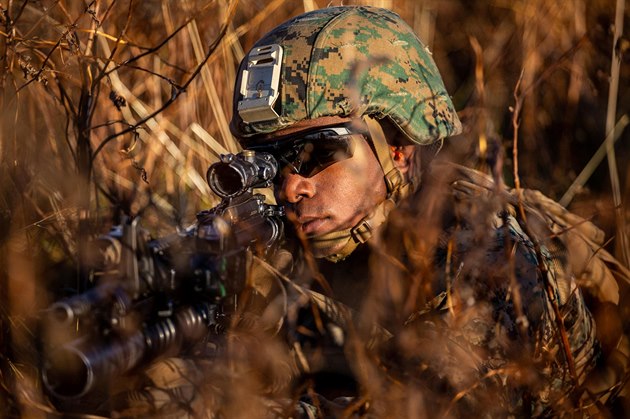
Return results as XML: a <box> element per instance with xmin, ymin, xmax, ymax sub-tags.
<box><xmin>277</xmin><ymin>172</ymin><xmax>315</xmax><ymax>204</ymax></box>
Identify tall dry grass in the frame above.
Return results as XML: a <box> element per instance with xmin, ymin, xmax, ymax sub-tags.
<box><xmin>0</xmin><ymin>0</ymin><xmax>628</xmax><ymax>417</ymax></box>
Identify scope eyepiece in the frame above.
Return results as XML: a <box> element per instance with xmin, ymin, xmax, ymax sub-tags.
<box><xmin>207</xmin><ymin>151</ymin><xmax>277</xmax><ymax>199</ymax></box>
<box><xmin>42</xmin><ymin>344</ymin><xmax>94</xmax><ymax>399</ymax></box>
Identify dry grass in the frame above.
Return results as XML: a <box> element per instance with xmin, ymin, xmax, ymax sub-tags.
<box><xmin>0</xmin><ymin>0</ymin><xmax>628</xmax><ymax>417</ymax></box>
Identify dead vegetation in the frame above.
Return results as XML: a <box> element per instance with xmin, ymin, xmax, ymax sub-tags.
<box><xmin>0</xmin><ymin>0</ymin><xmax>629</xmax><ymax>417</ymax></box>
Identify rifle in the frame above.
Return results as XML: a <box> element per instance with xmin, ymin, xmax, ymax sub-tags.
<box><xmin>42</xmin><ymin>150</ymin><xmax>285</xmax><ymax>402</ymax></box>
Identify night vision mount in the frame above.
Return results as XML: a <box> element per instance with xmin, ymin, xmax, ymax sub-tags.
<box><xmin>237</xmin><ymin>44</ymin><xmax>283</xmax><ymax>123</ymax></box>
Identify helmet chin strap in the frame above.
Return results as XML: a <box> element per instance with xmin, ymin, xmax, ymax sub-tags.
<box><xmin>309</xmin><ymin>116</ymin><xmax>414</xmax><ymax>262</ymax></box>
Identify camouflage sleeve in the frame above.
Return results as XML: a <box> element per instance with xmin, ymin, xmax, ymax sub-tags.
<box><xmin>393</xmin><ymin>213</ymin><xmax>599</xmax><ymax>416</ymax></box>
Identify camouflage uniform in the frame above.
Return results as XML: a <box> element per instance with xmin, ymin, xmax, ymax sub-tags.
<box><xmin>360</xmin><ymin>162</ymin><xmax>601</xmax><ymax>416</ymax></box>
<box><xmin>229</xmin><ymin>5</ymin><xmax>607</xmax><ymax>417</ymax></box>
<box><xmin>266</xmin><ymin>165</ymin><xmax>600</xmax><ymax>417</ymax></box>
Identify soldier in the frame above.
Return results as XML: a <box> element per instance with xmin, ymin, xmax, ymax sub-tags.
<box><xmin>228</xmin><ymin>5</ymin><xmax>603</xmax><ymax>418</ymax></box>
<box><xmin>112</xmin><ymin>5</ymin><xmax>617</xmax><ymax>418</ymax></box>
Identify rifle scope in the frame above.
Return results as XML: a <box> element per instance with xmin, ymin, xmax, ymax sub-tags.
<box><xmin>207</xmin><ymin>151</ymin><xmax>277</xmax><ymax>198</ymax></box>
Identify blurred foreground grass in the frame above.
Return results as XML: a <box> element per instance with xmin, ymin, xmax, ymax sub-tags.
<box><xmin>0</xmin><ymin>0</ymin><xmax>628</xmax><ymax>417</ymax></box>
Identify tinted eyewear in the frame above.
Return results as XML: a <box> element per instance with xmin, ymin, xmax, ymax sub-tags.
<box><xmin>248</xmin><ymin>126</ymin><xmax>362</xmax><ymax>181</ymax></box>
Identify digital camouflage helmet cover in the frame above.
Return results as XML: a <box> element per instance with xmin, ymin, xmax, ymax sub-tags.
<box><xmin>230</xmin><ymin>6</ymin><xmax>461</xmax><ymax>146</ymax></box>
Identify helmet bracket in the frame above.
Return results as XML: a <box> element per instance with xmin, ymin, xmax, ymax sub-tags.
<box><xmin>237</xmin><ymin>44</ymin><xmax>284</xmax><ymax>123</ymax></box>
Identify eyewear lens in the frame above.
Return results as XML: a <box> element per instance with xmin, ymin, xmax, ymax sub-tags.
<box><xmin>251</xmin><ymin>126</ymin><xmax>361</xmax><ymax>183</ymax></box>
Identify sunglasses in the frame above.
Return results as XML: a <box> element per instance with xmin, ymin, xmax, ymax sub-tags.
<box><xmin>248</xmin><ymin>125</ymin><xmax>362</xmax><ymax>182</ymax></box>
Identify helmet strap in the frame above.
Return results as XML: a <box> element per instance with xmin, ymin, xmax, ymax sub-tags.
<box><xmin>309</xmin><ymin>198</ymin><xmax>396</xmax><ymax>263</ymax></box>
<box><xmin>363</xmin><ymin>116</ymin><xmax>413</xmax><ymax>203</ymax></box>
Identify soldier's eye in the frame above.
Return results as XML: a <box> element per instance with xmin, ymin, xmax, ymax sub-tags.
<box><xmin>273</xmin><ymin>135</ymin><xmax>356</xmax><ymax>181</ymax></box>
<box><xmin>249</xmin><ymin>124</ymin><xmax>363</xmax><ymax>184</ymax></box>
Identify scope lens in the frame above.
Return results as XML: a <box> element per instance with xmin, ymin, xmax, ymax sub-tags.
<box><xmin>43</xmin><ymin>348</ymin><xmax>91</xmax><ymax>399</ymax></box>
<box><xmin>208</xmin><ymin>164</ymin><xmax>245</xmax><ymax>198</ymax></box>
<box><xmin>51</xmin><ymin>303</ymin><xmax>73</xmax><ymax>324</ymax></box>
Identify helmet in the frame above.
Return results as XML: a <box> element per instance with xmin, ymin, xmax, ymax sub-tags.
<box><xmin>230</xmin><ymin>6</ymin><xmax>461</xmax><ymax>261</ymax></box>
<box><xmin>230</xmin><ymin>6</ymin><xmax>461</xmax><ymax>146</ymax></box>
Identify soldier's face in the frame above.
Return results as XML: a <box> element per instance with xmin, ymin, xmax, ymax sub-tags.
<box><xmin>270</xmin><ymin>119</ymin><xmax>387</xmax><ymax>243</ymax></box>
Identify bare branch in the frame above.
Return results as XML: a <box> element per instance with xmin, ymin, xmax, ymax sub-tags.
<box><xmin>16</xmin><ymin>1</ymin><xmax>96</xmax><ymax>92</ymax></box>
<box><xmin>91</xmin><ymin>0</ymin><xmax>240</xmax><ymax>164</ymax></box>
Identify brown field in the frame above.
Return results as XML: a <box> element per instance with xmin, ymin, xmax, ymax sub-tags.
<box><xmin>1</xmin><ymin>0</ymin><xmax>628</xmax><ymax>417</ymax></box>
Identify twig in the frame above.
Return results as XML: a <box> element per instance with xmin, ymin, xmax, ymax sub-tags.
<box><xmin>17</xmin><ymin>1</ymin><xmax>96</xmax><ymax>92</ymax></box>
<box><xmin>518</xmin><ymin>35</ymin><xmax>588</xmax><ymax>101</ymax></box>
<box><xmin>504</xmin><ymin>216</ymin><xmax>529</xmax><ymax>338</ymax></box>
<box><xmin>187</xmin><ymin>17</ymin><xmax>238</xmax><ymax>153</ymax></box>
<box><xmin>516</xmin><ymin>209</ymin><xmax>579</xmax><ymax>383</ymax></box>
<box><xmin>21</xmin><ymin>0</ymin><xmax>61</xmax><ymax>39</ymax></box>
<box><xmin>470</xmin><ymin>36</ymin><xmax>487</xmax><ymax>162</ymax></box>
<box><xmin>91</xmin><ymin>0</ymin><xmax>132</xmax><ymax>92</ymax></box>
<box><xmin>91</xmin><ymin>0</ymin><xmax>240</xmax><ymax>163</ymax></box>
<box><xmin>112</xmin><ymin>63</ymin><xmax>180</xmax><ymax>87</ymax></box>
<box><xmin>98</xmin><ymin>37</ymin><xmax>214</xmax><ymax>196</ymax></box>
<box><xmin>100</xmin><ymin>16</ymin><xmax>195</xmax><ymax>79</ymax></box>
<box><xmin>509</xmin><ymin>35</ymin><xmax>589</xmax><ymax>195</ymax></box>
<box><xmin>511</xmin><ymin>68</ymin><xmax>525</xmax><ymax>194</ymax></box>
<box><xmin>89</xmin><ymin>119</ymin><xmax>137</xmax><ymax>131</ymax></box>
<box><xmin>604</xmin><ymin>0</ymin><xmax>629</xmax><ymax>267</ymax></box>
<box><xmin>559</xmin><ymin>115</ymin><xmax>629</xmax><ymax>207</ymax></box>
<box><xmin>511</xmin><ymin>63</ymin><xmax>578</xmax><ymax>385</ymax></box>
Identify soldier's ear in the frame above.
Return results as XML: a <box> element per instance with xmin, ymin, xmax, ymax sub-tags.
<box><xmin>390</xmin><ymin>145</ymin><xmax>416</xmax><ymax>174</ymax></box>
